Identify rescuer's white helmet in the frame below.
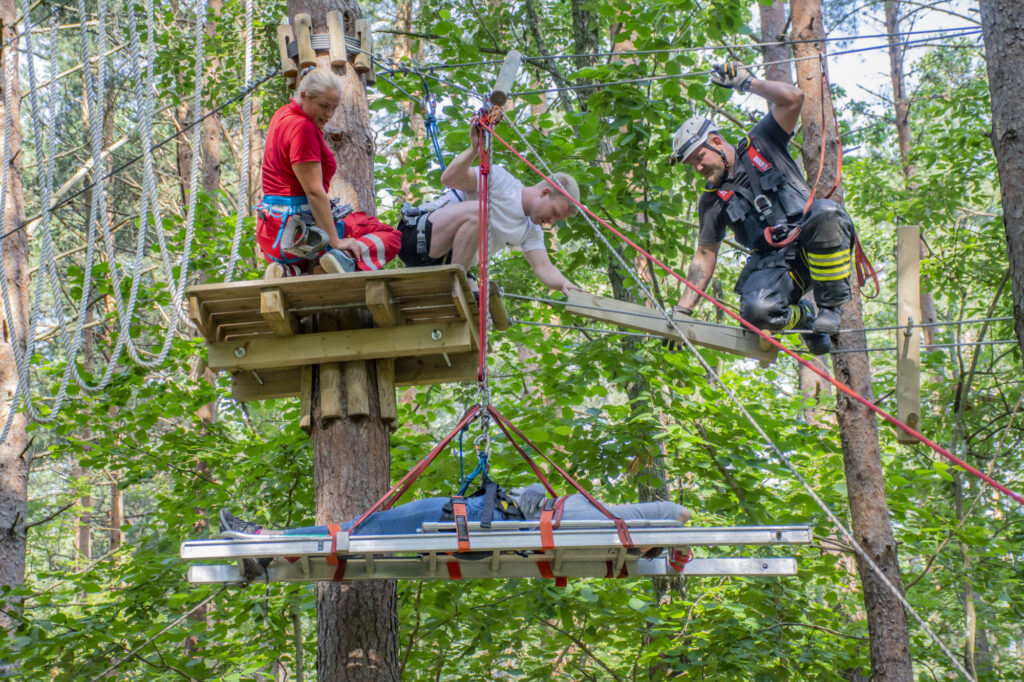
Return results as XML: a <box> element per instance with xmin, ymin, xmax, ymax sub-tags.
<box><xmin>669</xmin><ymin>116</ymin><xmax>718</xmax><ymax>166</ymax></box>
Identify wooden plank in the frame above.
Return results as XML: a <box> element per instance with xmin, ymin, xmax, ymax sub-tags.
<box><xmin>345</xmin><ymin>361</ymin><xmax>370</xmax><ymax>417</ymax></box>
<box><xmin>896</xmin><ymin>224</ymin><xmax>922</xmax><ymax>442</ymax></box>
<box><xmin>488</xmin><ymin>281</ymin><xmax>509</xmax><ymax>330</ymax></box>
<box><xmin>366</xmin><ymin>280</ymin><xmax>402</xmax><ymax>327</ymax></box>
<box><xmin>293</xmin><ymin>14</ymin><xmax>316</xmax><ymax>68</ymax></box>
<box><xmin>490</xmin><ymin>49</ymin><xmax>522</xmax><ymax>106</ymax></box>
<box><xmin>376</xmin><ymin>359</ymin><xmax>397</xmax><ymax>422</ymax></box>
<box><xmin>208</xmin><ymin>321</ymin><xmax>473</xmax><ymax>372</ymax></box>
<box><xmin>188</xmin><ymin>295</ymin><xmax>208</xmax><ymax>337</ymax></box>
<box><xmin>394</xmin><ymin>352</ymin><xmax>478</xmax><ymax>386</ymax></box>
<box><xmin>317</xmin><ymin>314</ymin><xmax>344</xmax><ymax>419</ymax></box>
<box><xmin>260</xmin><ymin>288</ymin><xmax>299</xmax><ymax>336</ymax></box>
<box><xmin>230</xmin><ymin>352</ymin><xmax>479</xmax><ymax>401</ymax></box>
<box><xmin>325</xmin><ymin>11</ymin><xmax>347</xmax><ymax>71</ymax></box>
<box><xmin>565</xmin><ymin>291</ymin><xmax>777</xmax><ymax>364</ymax></box>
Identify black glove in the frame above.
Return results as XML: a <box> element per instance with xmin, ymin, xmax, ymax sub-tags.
<box><xmin>660</xmin><ymin>306</ymin><xmax>693</xmax><ymax>351</ymax></box>
<box><xmin>710</xmin><ymin>62</ymin><xmax>753</xmax><ymax>93</ymax></box>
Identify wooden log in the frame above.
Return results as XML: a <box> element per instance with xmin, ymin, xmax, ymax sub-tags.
<box><xmin>260</xmin><ymin>288</ymin><xmax>299</xmax><ymax>336</ymax></box>
<box><xmin>299</xmin><ymin>365</ymin><xmax>313</xmax><ymax>432</ymax></box>
<box><xmin>565</xmin><ymin>291</ymin><xmax>777</xmax><ymax>364</ymax></box>
<box><xmin>896</xmin><ymin>224</ymin><xmax>922</xmax><ymax>441</ymax></box>
<box><xmin>293</xmin><ymin>14</ymin><xmax>316</xmax><ymax>69</ymax></box>
<box><xmin>488</xmin><ymin>281</ymin><xmax>509</xmax><ymax>331</ymax></box>
<box><xmin>450</xmin><ymin>274</ymin><xmax>478</xmax><ymax>350</ymax></box>
<box><xmin>317</xmin><ymin>315</ymin><xmax>344</xmax><ymax>419</ymax></box>
<box><xmin>376</xmin><ymin>359</ymin><xmax>397</xmax><ymax>422</ymax></box>
<box><xmin>277</xmin><ymin>24</ymin><xmax>297</xmax><ymax>78</ymax></box>
<box><xmin>354</xmin><ymin>19</ymin><xmax>372</xmax><ymax>75</ymax></box>
<box><xmin>345</xmin><ymin>360</ymin><xmax>370</xmax><ymax>417</ymax></box>
<box><xmin>326</xmin><ymin>11</ymin><xmax>347</xmax><ymax>72</ymax></box>
<box><xmin>207</xmin><ymin>321</ymin><xmax>473</xmax><ymax>372</ymax></box>
<box><xmin>366</xmin><ymin>280</ymin><xmax>402</xmax><ymax>328</ymax></box>
<box><xmin>490</xmin><ymin>50</ymin><xmax>522</xmax><ymax>106</ymax></box>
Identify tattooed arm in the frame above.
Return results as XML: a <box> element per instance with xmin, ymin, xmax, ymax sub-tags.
<box><xmin>676</xmin><ymin>242</ymin><xmax>720</xmax><ymax>312</ymax></box>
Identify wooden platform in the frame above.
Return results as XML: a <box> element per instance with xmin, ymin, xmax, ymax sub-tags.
<box><xmin>187</xmin><ymin>266</ymin><xmax>508</xmax><ymax>401</ymax></box>
<box><xmin>565</xmin><ymin>292</ymin><xmax>778</xmax><ymax>365</ymax></box>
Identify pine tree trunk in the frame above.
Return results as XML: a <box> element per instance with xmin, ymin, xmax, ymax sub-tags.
<box><xmin>0</xmin><ymin>0</ymin><xmax>28</xmax><ymax>646</ymax></box>
<box><xmin>202</xmin><ymin>0</ymin><xmax>223</xmax><ymax>195</ymax></box>
<box><xmin>285</xmin><ymin>2</ymin><xmax>399</xmax><ymax>679</ymax></box>
<box><xmin>758</xmin><ymin>0</ymin><xmax>792</xmax><ymax>85</ymax></box>
<box><xmin>790</xmin><ymin>1</ymin><xmax>913</xmax><ymax>679</ymax></box>
<box><xmin>978</xmin><ymin>0</ymin><xmax>1024</xmax><ymax>364</ymax></box>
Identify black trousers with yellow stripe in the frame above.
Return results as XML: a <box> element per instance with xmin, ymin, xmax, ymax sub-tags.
<box><xmin>735</xmin><ymin>199</ymin><xmax>854</xmax><ymax>331</ymax></box>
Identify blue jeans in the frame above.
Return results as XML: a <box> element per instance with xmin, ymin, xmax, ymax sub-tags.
<box><xmin>283</xmin><ymin>496</ymin><xmax>486</xmax><ymax>536</ymax></box>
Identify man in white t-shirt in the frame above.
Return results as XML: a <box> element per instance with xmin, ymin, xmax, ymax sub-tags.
<box><xmin>397</xmin><ymin>123</ymin><xmax>583</xmax><ymax>295</ymax></box>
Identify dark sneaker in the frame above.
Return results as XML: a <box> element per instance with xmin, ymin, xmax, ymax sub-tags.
<box><xmin>812</xmin><ymin>307</ymin><xmax>841</xmax><ymax>334</ymax></box>
<box><xmin>800</xmin><ymin>331</ymin><xmax>832</xmax><ymax>356</ymax></box>
<box><xmin>319</xmin><ymin>248</ymin><xmax>356</xmax><ymax>274</ymax></box>
<box><xmin>219</xmin><ymin>508</ymin><xmax>261</xmax><ymax>537</ymax></box>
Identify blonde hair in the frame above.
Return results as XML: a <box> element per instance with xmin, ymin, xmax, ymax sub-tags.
<box><xmin>297</xmin><ymin>67</ymin><xmax>343</xmax><ymax>99</ymax></box>
<box><xmin>540</xmin><ymin>172</ymin><xmax>580</xmax><ymax>216</ymax></box>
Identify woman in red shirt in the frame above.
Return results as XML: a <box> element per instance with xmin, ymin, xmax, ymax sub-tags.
<box><xmin>257</xmin><ymin>67</ymin><xmax>399</xmax><ymax>277</ymax></box>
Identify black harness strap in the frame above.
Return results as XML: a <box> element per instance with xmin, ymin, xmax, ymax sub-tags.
<box><xmin>479</xmin><ymin>481</ymin><xmax>498</xmax><ymax>529</ymax></box>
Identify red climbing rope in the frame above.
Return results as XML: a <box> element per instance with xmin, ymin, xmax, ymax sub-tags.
<box><xmin>476</xmin><ymin>118</ymin><xmax>1024</xmax><ymax>508</ymax></box>
<box><xmin>476</xmin><ymin>109</ymin><xmax>493</xmax><ymax>382</ymax></box>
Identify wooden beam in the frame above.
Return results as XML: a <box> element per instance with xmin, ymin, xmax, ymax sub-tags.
<box><xmin>376</xmin><ymin>359</ymin><xmax>397</xmax><ymax>422</ymax></box>
<box><xmin>293</xmin><ymin>14</ymin><xmax>316</xmax><ymax>68</ymax></box>
<box><xmin>326</xmin><ymin>11</ymin><xmax>347</xmax><ymax>72</ymax></box>
<box><xmin>488</xmin><ymin>281</ymin><xmax>509</xmax><ymax>331</ymax></box>
<box><xmin>230</xmin><ymin>353</ymin><xmax>479</xmax><ymax>402</ymax></box>
<box><xmin>260</xmin><ymin>288</ymin><xmax>299</xmax><ymax>336</ymax></box>
<box><xmin>490</xmin><ymin>50</ymin><xmax>522</xmax><ymax>106</ymax></box>
<box><xmin>317</xmin><ymin>315</ymin><xmax>344</xmax><ymax>419</ymax></box>
<box><xmin>208</xmin><ymin>321</ymin><xmax>473</xmax><ymax>372</ymax></box>
<box><xmin>188</xmin><ymin>294</ymin><xmax>209</xmax><ymax>338</ymax></box>
<box><xmin>354</xmin><ymin>19</ymin><xmax>372</xmax><ymax>74</ymax></box>
<box><xmin>276</xmin><ymin>24</ymin><xmax>297</xmax><ymax>88</ymax></box>
<box><xmin>896</xmin><ymin>224</ymin><xmax>922</xmax><ymax>441</ymax></box>
<box><xmin>565</xmin><ymin>291</ymin><xmax>777</xmax><ymax>365</ymax></box>
<box><xmin>345</xmin><ymin>361</ymin><xmax>370</xmax><ymax>417</ymax></box>
<box><xmin>366</xmin><ymin>280</ymin><xmax>402</xmax><ymax>328</ymax></box>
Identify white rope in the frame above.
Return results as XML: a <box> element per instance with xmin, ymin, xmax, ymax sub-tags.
<box><xmin>0</xmin><ymin>29</ymin><xmax>27</xmax><ymax>442</ymax></box>
<box><xmin>501</xmin><ymin>111</ymin><xmax>974</xmax><ymax>680</ymax></box>
<box><xmin>224</xmin><ymin>0</ymin><xmax>252</xmax><ymax>281</ymax></box>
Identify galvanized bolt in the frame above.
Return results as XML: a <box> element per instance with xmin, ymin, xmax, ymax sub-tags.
<box><xmin>431</xmin><ymin>329</ymin><xmax>443</xmax><ymax>341</ymax></box>
<box><xmin>762</xmin><ymin>562</ymin><xmax>769</xmax><ymax>570</ymax></box>
<box><xmin>234</xmin><ymin>346</ymin><xmax>246</xmax><ymax>358</ymax></box>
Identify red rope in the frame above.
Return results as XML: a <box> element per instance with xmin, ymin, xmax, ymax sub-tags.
<box><xmin>477</xmin><ymin>114</ymin><xmax>491</xmax><ymax>381</ymax></box>
<box><xmin>477</xmin><ymin>118</ymin><xmax>1024</xmax><ymax>508</ymax></box>
<box><xmin>488</xmin><ymin>405</ymin><xmax>635</xmax><ymax>547</ymax></box>
<box><xmin>347</xmin><ymin>406</ymin><xmax>481</xmax><ymax>534</ymax></box>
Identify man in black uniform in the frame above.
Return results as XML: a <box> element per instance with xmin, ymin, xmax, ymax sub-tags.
<box><xmin>668</xmin><ymin>62</ymin><xmax>854</xmax><ymax>355</ymax></box>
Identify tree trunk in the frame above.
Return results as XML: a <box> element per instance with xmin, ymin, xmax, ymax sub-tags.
<box><xmin>978</xmin><ymin>0</ymin><xmax>1024</xmax><ymax>363</ymax></box>
<box><xmin>108</xmin><ymin>472</ymin><xmax>123</xmax><ymax>551</ymax></box>
<box><xmin>758</xmin><ymin>0</ymin><xmax>792</xmax><ymax>86</ymax></box>
<box><xmin>790</xmin><ymin>2</ymin><xmax>914</xmax><ymax>679</ymax></box>
<box><xmin>0</xmin><ymin>0</ymin><xmax>28</xmax><ymax>645</ymax></box>
<box><xmin>883</xmin><ymin>0</ymin><xmax>937</xmax><ymax>347</ymax></box>
<box><xmin>202</xmin><ymin>0</ymin><xmax>223</xmax><ymax>195</ymax></box>
<box><xmin>284</xmin><ymin>2</ymin><xmax>399</xmax><ymax>680</ymax></box>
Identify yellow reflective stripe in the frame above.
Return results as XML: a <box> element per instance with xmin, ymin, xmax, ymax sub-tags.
<box><xmin>806</xmin><ymin>251</ymin><xmax>852</xmax><ymax>265</ymax></box>
<box><xmin>781</xmin><ymin>304</ymin><xmax>801</xmax><ymax>330</ymax></box>
<box><xmin>811</xmin><ymin>271</ymin><xmax>852</xmax><ymax>281</ymax></box>
<box><xmin>809</xmin><ymin>262</ymin><xmax>852</xmax><ymax>276</ymax></box>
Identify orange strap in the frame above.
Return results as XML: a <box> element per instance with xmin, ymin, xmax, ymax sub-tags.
<box><xmin>446</xmin><ymin>561</ymin><xmax>463</xmax><ymax>580</ymax></box>
<box><xmin>451</xmin><ymin>497</ymin><xmax>471</xmax><ymax>552</ymax></box>
<box><xmin>325</xmin><ymin>523</ymin><xmax>346</xmax><ymax>581</ymax></box>
<box><xmin>605</xmin><ymin>561</ymin><xmax>629</xmax><ymax>579</ymax></box>
<box><xmin>537</xmin><ymin>560</ymin><xmax>567</xmax><ymax>587</ymax></box>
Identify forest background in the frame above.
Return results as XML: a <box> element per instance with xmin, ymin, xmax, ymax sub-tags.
<box><xmin>0</xmin><ymin>0</ymin><xmax>1020</xmax><ymax>678</ymax></box>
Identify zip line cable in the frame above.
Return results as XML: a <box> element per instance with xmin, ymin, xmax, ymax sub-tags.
<box><xmin>412</xmin><ymin>25</ymin><xmax>981</xmax><ymax>72</ymax></box>
<box><xmin>491</xmin><ymin>114</ymin><xmax>978</xmax><ymax>682</ymax></box>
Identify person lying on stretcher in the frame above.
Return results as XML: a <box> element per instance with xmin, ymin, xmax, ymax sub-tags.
<box><xmin>219</xmin><ymin>483</ymin><xmax>691</xmax><ymax>539</ymax></box>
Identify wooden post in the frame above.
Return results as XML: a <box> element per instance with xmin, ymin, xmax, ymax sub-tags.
<box><xmin>293</xmin><ymin>14</ymin><xmax>316</xmax><ymax>68</ymax></box>
<box><xmin>326</xmin><ymin>11</ymin><xmax>347</xmax><ymax>72</ymax></box>
<box><xmin>354</xmin><ymin>19</ymin><xmax>372</xmax><ymax>74</ymax></box>
<box><xmin>896</xmin><ymin>224</ymin><xmax>922</xmax><ymax>441</ymax></box>
<box><xmin>277</xmin><ymin>23</ymin><xmax>298</xmax><ymax>89</ymax></box>
<box><xmin>490</xmin><ymin>49</ymin><xmax>522</xmax><ymax>106</ymax></box>
<box><xmin>317</xmin><ymin>314</ymin><xmax>345</xmax><ymax>419</ymax></box>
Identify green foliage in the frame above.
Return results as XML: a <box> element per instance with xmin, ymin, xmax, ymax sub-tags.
<box><xmin>4</xmin><ymin>0</ymin><xmax>1023</xmax><ymax>680</ymax></box>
